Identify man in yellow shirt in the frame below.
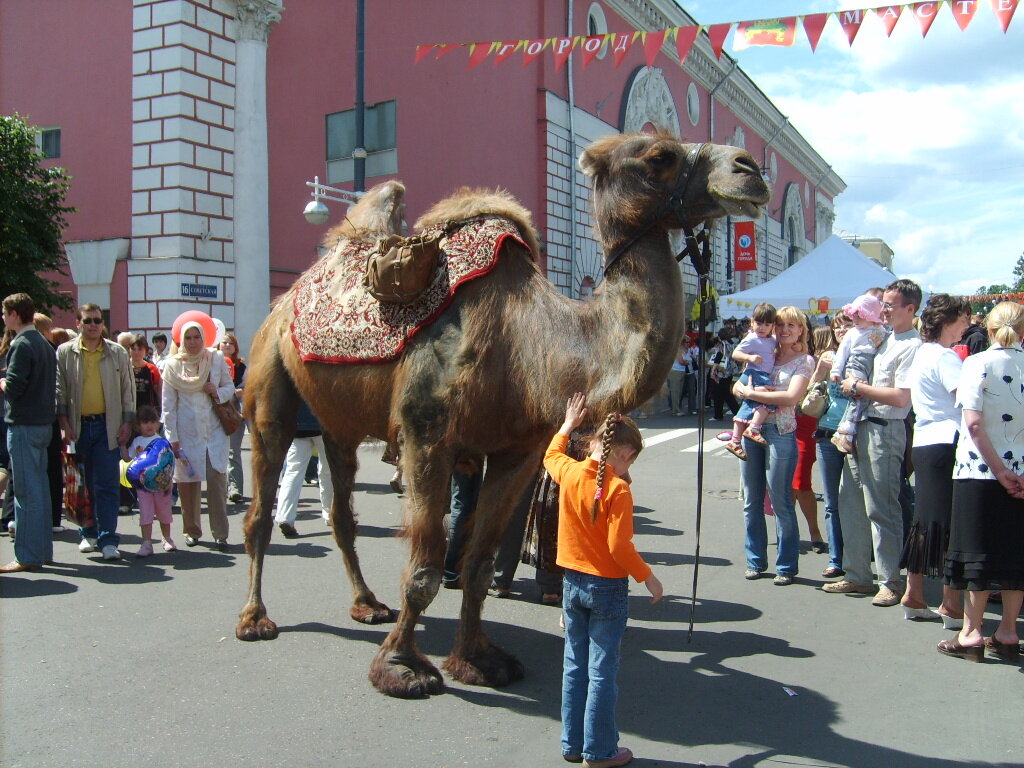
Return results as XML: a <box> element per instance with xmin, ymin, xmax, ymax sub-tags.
<box><xmin>56</xmin><ymin>304</ymin><xmax>135</xmax><ymax>561</ymax></box>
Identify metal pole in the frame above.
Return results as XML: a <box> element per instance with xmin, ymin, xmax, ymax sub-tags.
<box><xmin>354</xmin><ymin>0</ymin><xmax>366</xmax><ymax>192</ymax></box>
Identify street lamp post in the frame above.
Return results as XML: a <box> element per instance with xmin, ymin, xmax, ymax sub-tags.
<box><xmin>303</xmin><ymin>177</ymin><xmax>362</xmax><ymax>226</ymax></box>
<box><xmin>353</xmin><ymin>0</ymin><xmax>366</xmax><ymax>192</ymax></box>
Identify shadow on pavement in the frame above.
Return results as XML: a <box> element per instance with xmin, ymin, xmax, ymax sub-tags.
<box><xmin>0</xmin><ymin>576</ymin><xmax>79</xmax><ymax>598</ymax></box>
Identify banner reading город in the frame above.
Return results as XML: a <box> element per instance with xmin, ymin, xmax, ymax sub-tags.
<box><xmin>734</xmin><ymin>221</ymin><xmax>757</xmax><ymax>271</ymax></box>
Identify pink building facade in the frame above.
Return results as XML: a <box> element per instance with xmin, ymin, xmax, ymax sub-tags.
<box><xmin>1</xmin><ymin>0</ymin><xmax>844</xmax><ymax>348</ymax></box>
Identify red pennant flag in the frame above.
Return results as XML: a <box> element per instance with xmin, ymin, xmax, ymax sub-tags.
<box><xmin>707</xmin><ymin>23</ymin><xmax>732</xmax><ymax>59</ymax></box>
<box><xmin>436</xmin><ymin>43</ymin><xmax>460</xmax><ymax>59</ymax></box>
<box><xmin>522</xmin><ymin>38</ymin><xmax>547</xmax><ymax>67</ymax></box>
<box><xmin>991</xmin><ymin>0</ymin><xmax>1020</xmax><ymax>32</ymax></box>
<box><xmin>838</xmin><ymin>9</ymin><xmax>865</xmax><ymax>45</ymax></box>
<box><xmin>415</xmin><ymin>44</ymin><xmax>435</xmax><ymax>63</ymax></box>
<box><xmin>676</xmin><ymin>25</ymin><xmax>700</xmax><ymax>63</ymax></box>
<box><xmin>949</xmin><ymin>0</ymin><xmax>980</xmax><ymax>29</ymax></box>
<box><xmin>580</xmin><ymin>35</ymin><xmax>605</xmax><ymax>68</ymax></box>
<box><xmin>552</xmin><ymin>36</ymin><xmax>575</xmax><ymax>71</ymax></box>
<box><xmin>875</xmin><ymin>6</ymin><xmax>904</xmax><ymax>36</ymax></box>
<box><xmin>642</xmin><ymin>28</ymin><xmax>668</xmax><ymax>66</ymax></box>
<box><xmin>466</xmin><ymin>42</ymin><xmax>494</xmax><ymax>69</ymax></box>
<box><xmin>493</xmin><ymin>40</ymin><xmax>520</xmax><ymax>66</ymax></box>
<box><xmin>734</xmin><ymin>17</ymin><xmax>797</xmax><ymax>50</ymax></box>
<box><xmin>611</xmin><ymin>32</ymin><xmax>632</xmax><ymax>67</ymax></box>
<box><xmin>912</xmin><ymin>2</ymin><xmax>941</xmax><ymax>35</ymax></box>
<box><xmin>802</xmin><ymin>14</ymin><xmax>829</xmax><ymax>52</ymax></box>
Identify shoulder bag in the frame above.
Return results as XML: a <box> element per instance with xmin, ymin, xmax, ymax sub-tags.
<box><xmin>209</xmin><ymin>374</ymin><xmax>243</xmax><ymax>436</ymax></box>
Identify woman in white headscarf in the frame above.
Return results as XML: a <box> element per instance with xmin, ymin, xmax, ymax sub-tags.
<box><xmin>161</xmin><ymin>321</ymin><xmax>235</xmax><ymax>551</ymax></box>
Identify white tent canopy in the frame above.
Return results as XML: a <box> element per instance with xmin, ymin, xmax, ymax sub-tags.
<box><xmin>719</xmin><ymin>235</ymin><xmax>897</xmax><ymax>318</ymax></box>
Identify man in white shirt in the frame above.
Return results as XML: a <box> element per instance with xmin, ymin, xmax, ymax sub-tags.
<box><xmin>824</xmin><ymin>279</ymin><xmax>923</xmax><ymax>607</ymax></box>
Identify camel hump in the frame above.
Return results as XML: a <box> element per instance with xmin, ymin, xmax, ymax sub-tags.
<box><xmin>414</xmin><ymin>187</ymin><xmax>540</xmax><ymax>260</ymax></box>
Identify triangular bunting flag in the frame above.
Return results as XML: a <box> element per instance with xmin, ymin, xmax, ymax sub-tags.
<box><xmin>467</xmin><ymin>42</ymin><xmax>495</xmax><ymax>69</ymax></box>
<box><xmin>436</xmin><ymin>43</ymin><xmax>460</xmax><ymax>59</ymax></box>
<box><xmin>493</xmin><ymin>40</ymin><xmax>520</xmax><ymax>66</ymax></box>
<box><xmin>991</xmin><ymin>0</ymin><xmax>1020</xmax><ymax>32</ymax></box>
<box><xmin>581</xmin><ymin>35</ymin><xmax>606</xmax><ymax>68</ymax></box>
<box><xmin>611</xmin><ymin>32</ymin><xmax>633</xmax><ymax>67</ymax></box>
<box><xmin>676</xmin><ymin>25</ymin><xmax>700</xmax><ymax>63</ymax></box>
<box><xmin>707</xmin><ymin>23</ymin><xmax>732</xmax><ymax>59</ymax></box>
<box><xmin>912</xmin><ymin>2</ymin><xmax>941</xmax><ymax>35</ymax></box>
<box><xmin>950</xmin><ymin>0</ymin><xmax>980</xmax><ymax>29</ymax></box>
<box><xmin>802</xmin><ymin>13</ymin><xmax>829</xmax><ymax>52</ymax></box>
<box><xmin>837</xmin><ymin>9</ymin><xmax>865</xmax><ymax>45</ymax></box>
<box><xmin>552</xmin><ymin>36</ymin><xmax>576</xmax><ymax>71</ymax></box>
<box><xmin>643</xmin><ymin>28</ymin><xmax>668</xmax><ymax>66</ymax></box>
<box><xmin>875</xmin><ymin>6</ymin><xmax>904</xmax><ymax>36</ymax></box>
<box><xmin>414</xmin><ymin>44</ymin><xmax>435</xmax><ymax>64</ymax></box>
<box><xmin>522</xmin><ymin>38</ymin><xmax>547</xmax><ymax>67</ymax></box>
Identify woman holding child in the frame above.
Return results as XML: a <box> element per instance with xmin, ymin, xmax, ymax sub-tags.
<box><xmin>733</xmin><ymin>306</ymin><xmax>816</xmax><ymax>586</ymax></box>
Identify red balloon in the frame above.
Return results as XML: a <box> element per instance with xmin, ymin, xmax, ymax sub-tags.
<box><xmin>171</xmin><ymin>310</ymin><xmax>217</xmax><ymax>347</ymax></box>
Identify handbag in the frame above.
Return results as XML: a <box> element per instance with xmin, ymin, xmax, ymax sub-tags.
<box><xmin>799</xmin><ymin>380</ymin><xmax>829</xmax><ymax>419</ymax></box>
<box><xmin>208</xmin><ymin>374</ymin><xmax>243</xmax><ymax>435</ymax></box>
<box><xmin>62</xmin><ymin>449</ymin><xmax>95</xmax><ymax>528</ymax></box>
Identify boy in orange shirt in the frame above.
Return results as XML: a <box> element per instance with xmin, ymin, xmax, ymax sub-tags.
<box><xmin>545</xmin><ymin>393</ymin><xmax>663</xmax><ymax>768</ymax></box>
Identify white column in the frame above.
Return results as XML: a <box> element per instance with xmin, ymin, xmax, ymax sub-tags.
<box><xmin>232</xmin><ymin>0</ymin><xmax>282</xmax><ymax>356</ymax></box>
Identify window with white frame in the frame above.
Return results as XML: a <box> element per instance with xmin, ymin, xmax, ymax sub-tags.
<box><xmin>326</xmin><ymin>100</ymin><xmax>397</xmax><ymax>184</ymax></box>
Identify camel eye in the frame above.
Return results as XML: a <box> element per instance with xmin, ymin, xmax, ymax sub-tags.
<box><xmin>646</xmin><ymin>151</ymin><xmax>675</xmax><ymax>170</ymax></box>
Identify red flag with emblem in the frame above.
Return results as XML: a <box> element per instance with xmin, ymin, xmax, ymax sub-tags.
<box><xmin>734</xmin><ymin>17</ymin><xmax>797</xmax><ymax>50</ymax></box>
<box><xmin>734</xmin><ymin>221</ymin><xmax>757</xmax><ymax>272</ymax></box>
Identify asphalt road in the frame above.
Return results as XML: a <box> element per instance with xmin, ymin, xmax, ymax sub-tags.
<box><xmin>2</xmin><ymin>414</ymin><xmax>1022</xmax><ymax>768</ymax></box>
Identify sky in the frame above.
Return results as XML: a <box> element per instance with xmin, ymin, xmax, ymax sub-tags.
<box><xmin>682</xmin><ymin>0</ymin><xmax>1024</xmax><ymax>295</ymax></box>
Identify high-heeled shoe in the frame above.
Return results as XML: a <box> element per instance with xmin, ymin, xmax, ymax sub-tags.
<box><xmin>902</xmin><ymin>604</ymin><xmax>940</xmax><ymax>621</ymax></box>
<box><xmin>939</xmin><ymin>613</ymin><xmax>964</xmax><ymax>631</ymax></box>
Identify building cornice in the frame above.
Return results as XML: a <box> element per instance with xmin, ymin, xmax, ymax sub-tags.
<box><xmin>606</xmin><ymin>0</ymin><xmax>846</xmax><ymax>198</ymax></box>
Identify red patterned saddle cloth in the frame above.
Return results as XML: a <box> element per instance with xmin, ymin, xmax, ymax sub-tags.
<box><xmin>291</xmin><ymin>217</ymin><xmax>528</xmax><ymax>364</ymax></box>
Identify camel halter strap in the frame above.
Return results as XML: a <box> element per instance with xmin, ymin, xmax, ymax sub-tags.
<box><xmin>602</xmin><ymin>143</ymin><xmax>708</xmax><ymax>277</ymax></box>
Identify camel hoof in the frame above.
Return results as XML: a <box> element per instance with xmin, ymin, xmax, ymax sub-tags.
<box><xmin>235</xmin><ymin>617</ymin><xmax>279</xmax><ymax>641</ymax></box>
<box><xmin>443</xmin><ymin>644</ymin><xmax>525</xmax><ymax>688</ymax></box>
<box><xmin>369</xmin><ymin>649</ymin><xmax>445</xmax><ymax>699</ymax></box>
<box><xmin>350</xmin><ymin>600</ymin><xmax>396</xmax><ymax>625</ymax></box>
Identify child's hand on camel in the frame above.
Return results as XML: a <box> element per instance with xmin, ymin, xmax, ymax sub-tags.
<box><xmin>559</xmin><ymin>392</ymin><xmax>588</xmax><ymax>435</ymax></box>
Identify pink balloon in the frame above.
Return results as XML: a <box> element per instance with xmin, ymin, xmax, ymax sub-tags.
<box><xmin>171</xmin><ymin>310</ymin><xmax>217</xmax><ymax>347</ymax></box>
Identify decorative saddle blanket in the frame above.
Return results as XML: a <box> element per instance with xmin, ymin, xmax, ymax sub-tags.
<box><xmin>290</xmin><ymin>217</ymin><xmax>528</xmax><ymax>364</ymax></box>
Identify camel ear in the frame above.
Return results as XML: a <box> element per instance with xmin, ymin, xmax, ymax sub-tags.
<box><xmin>578</xmin><ymin>144</ymin><xmax>610</xmax><ymax>181</ymax></box>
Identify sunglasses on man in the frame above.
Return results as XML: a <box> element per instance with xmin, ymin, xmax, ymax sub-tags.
<box><xmin>80</xmin><ymin>317</ymin><xmax>103</xmax><ymax>325</ymax></box>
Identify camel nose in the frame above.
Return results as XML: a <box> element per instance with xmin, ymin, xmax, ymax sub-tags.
<box><xmin>732</xmin><ymin>153</ymin><xmax>761</xmax><ymax>177</ymax></box>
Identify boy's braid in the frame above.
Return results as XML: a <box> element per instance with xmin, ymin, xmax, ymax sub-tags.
<box><xmin>591</xmin><ymin>412</ymin><xmax>619</xmax><ymax>523</ymax></box>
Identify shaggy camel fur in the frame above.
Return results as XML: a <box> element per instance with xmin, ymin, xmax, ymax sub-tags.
<box><xmin>236</xmin><ymin>134</ymin><xmax>769</xmax><ymax>700</ymax></box>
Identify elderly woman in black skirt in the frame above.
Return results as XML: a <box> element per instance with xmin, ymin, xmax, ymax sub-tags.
<box><xmin>899</xmin><ymin>295</ymin><xmax>970</xmax><ymax>626</ymax></box>
<box><xmin>939</xmin><ymin>301</ymin><xmax>1024</xmax><ymax>661</ymax></box>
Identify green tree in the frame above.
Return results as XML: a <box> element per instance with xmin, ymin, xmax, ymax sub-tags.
<box><xmin>0</xmin><ymin>114</ymin><xmax>75</xmax><ymax>313</ymax></box>
<box><xmin>1012</xmin><ymin>252</ymin><xmax>1024</xmax><ymax>291</ymax></box>
<box><xmin>976</xmin><ymin>283</ymin><xmax>1011</xmax><ymax>295</ymax></box>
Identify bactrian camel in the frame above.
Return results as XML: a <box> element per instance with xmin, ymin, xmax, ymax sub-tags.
<box><xmin>236</xmin><ymin>133</ymin><xmax>770</xmax><ymax>699</ymax></box>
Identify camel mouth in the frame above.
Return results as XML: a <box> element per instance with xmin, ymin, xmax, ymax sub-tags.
<box><xmin>709</xmin><ymin>189</ymin><xmax>769</xmax><ymax>219</ymax></box>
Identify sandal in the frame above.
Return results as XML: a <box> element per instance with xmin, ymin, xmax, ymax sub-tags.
<box><xmin>724</xmin><ymin>442</ymin><xmax>747</xmax><ymax>461</ymax></box>
<box><xmin>937</xmin><ymin>636</ymin><xmax>985</xmax><ymax>662</ymax></box>
<box><xmin>742</xmin><ymin>427</ymin><xmax>767</xmax><ymax>446</ymax></box>
<box><xmin>985</xmin><ymin>637</ymin><xmax>1021</xmax><ymax>659</ymax></box>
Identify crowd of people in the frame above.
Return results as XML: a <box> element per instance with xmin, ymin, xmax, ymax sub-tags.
<box><xmin>4</xmin><ymin>281</ymin><xmax>1023</xmax><ymax>766</ymax></box>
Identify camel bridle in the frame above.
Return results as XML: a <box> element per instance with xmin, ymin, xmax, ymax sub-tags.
<box><xmin>600</xmin><ymin>141</ymin><xmax>712</xmax><ymax>643</ymax></box>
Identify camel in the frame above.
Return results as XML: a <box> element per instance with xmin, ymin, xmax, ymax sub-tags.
<box><xmin>236</xmin><ymin>133</ymin><xmax>770</xmax><ymax>699</ymax></box>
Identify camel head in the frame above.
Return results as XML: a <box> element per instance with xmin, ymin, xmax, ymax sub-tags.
<box><xmin>579</xmin><ymin>133</ymin><xmax>770</xmax><ymax>247</ymax></box>
<box><xmin>324</xmin><ymin>179</ymin><xmax>407</xmax><ymax>245</ymax></box>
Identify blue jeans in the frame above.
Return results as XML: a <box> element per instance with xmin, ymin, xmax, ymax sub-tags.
<box><xmin>740</xmin><ymin>424</ymin><xmax>799</xmax><ymax>576</ymax></box>
<box><xmin>7</xmin><ymin>424</ymin><xmax>53</xmax><ymax>566</ymax></box>
<box><xmin>443</xmin><ymin>468</ymin><xmax>481</xmax><ymax>584</ymax></box>
<box><xmin>77</xmin><ymin>418</ymin><xmax>121</xmax><ymax>548</ymax></box>
<box><xmin>561</xmin><ymin>570</ymin><xmax>628</xmax><ymax>762</ymax></box>
<box><xmin>735</xmin><ymin>370</ymin><xmax>776</xmax><ymax>422</ymax></box>
<box><xmin>815</xmin><ymin>438</ymin><xmax>845</xmax><ymax>571</ymax></box>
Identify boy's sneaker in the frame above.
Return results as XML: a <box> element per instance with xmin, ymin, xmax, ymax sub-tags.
<box><xmin>583</xmin><ymin>747</ymin><xmax>633</xmax><ymax>768</ymax></box>
<box><xmin>162</xmin><ymin>538</ymin><xmax>177</xmax><ymax>552</ymax></box>
<box><xmin>78</xmin><ymin>537</ymin><xmax>98</xmax><ymax>553</ymax></box>
<box><xmin>136</xmin><ymin>541</ymin><xmax>154</xmax><ymax>558</ymax></box>
<box><xmin>101</xmin><ymin>545</ymin><xmax>122</xmax><ymax>561</ymax></box>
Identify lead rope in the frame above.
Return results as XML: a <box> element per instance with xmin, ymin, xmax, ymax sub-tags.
<box><xmin>679</xmin><ymin>225</ymin><xmax>711</xmax><ymax>643</ymax></box>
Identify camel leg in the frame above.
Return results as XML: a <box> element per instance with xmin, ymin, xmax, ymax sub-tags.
<box><xmin>368</xmin><ymin>439</ymin><xmax>454</xmax><ymax>698</ymax></box>
<box><xmin>443</xmin><ymin>449</ymin><xmax>541</xmax><ymax>687</ymax></box>
<box><xmin>235</xmin><ymin>342</ymin><xmax>299</xmax><ymax>641</ymax></box>
<box><xmin>319</xmin><ymin>433</ymin><xmax>394</xmax><ymax>624</ymax></box>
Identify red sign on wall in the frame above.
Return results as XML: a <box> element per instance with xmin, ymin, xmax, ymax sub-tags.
<box><xmin>734</xmin><ymin>221</ymin><xmax>757</xmax><ymax>271</ymax></box>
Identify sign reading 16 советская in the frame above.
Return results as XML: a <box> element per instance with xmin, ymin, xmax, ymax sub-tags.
<box><xmin>180</xmin><ymin>283</ymin><xmax>218</xmax><ymax>299</ymax></box>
